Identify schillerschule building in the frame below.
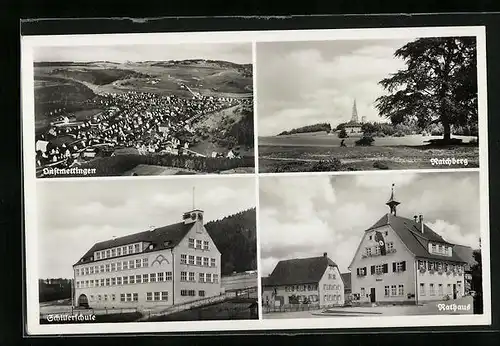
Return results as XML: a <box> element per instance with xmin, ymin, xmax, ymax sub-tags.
<box><xmin>72</xmin><ymin>208</ymin><xmax>222</xmax><ymax>309</ymax></box>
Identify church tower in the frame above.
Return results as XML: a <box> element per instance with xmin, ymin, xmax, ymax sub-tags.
<box><xmin>351</xmin><ymin>99</ymin><xmax>359</xmax><ymax>123</ymax></box>
<box><xmin>386</xmin><ymin>183</ymin><xmax>400</xmax><ymax>216</ymax></box>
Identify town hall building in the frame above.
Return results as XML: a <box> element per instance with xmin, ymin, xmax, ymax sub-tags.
<box><xmin>348</xmin><ymin>185</ymin><xmax>469</xmax><ymax>306</ymax></box>
<box><xmin>261</xmin><ymin>253</ymin><xmax>345</xmax><ymax>308</ymax></box>
<box><xmin>73</xmin><ymin>208</ymin><xmax>222</xmax><ymax>310</ymax></box>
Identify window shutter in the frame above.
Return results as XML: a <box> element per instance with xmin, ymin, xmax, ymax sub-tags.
<box><xmin>364</xmin><ymin>267</ymin><xmax>367</xmax><ymax>275</ymax></box>
<box><xmin>356</xmin><ymin>268</ymin><xmax>359</xmax><ymax>276</ymax></box>
<box><xmin>383</xmin><ymin>264</ymin><xmax>388</xmax><ymax>273</ymax></box>
<box><xmin>392</xmin><ymin>262</ymin><xmax>396</xmax><ymax>272</ymax></box>
<box><xmin>402</xmin><ymin>261</ymin><xmax>406</xmax><ymax>271</ymax></box>
<box><xmin>370</xmin><ymin>265</ymin><xmax>375</xmax><ymax>275</ymax></box>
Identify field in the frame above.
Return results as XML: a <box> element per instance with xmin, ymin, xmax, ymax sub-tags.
<box><xmin>259</xmin><ymin>133</ymin><xmax>479</xmax><ymax>172</ymax></box>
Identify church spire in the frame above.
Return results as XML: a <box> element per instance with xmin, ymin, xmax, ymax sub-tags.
<box><xmin>351</xmin><ymin>99</ymin><xmax>359</xmax><ymax>123</ymax></box>
<box><xmin>386</xmin><ymin>183</ymin><xmax>400</xmax><ymax>216</ymax></box>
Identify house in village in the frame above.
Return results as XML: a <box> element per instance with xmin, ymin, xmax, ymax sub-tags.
<box><xmin>261</xmin><ymin>253</ymin><xmax>345</xmax><ymax>308</ymax></box>
<box><xmin>348</xmin><ymin>185</ymin><xmax>470</xmax><ymax>306</ymax></box>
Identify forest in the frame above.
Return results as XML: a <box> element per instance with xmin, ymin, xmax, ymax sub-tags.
<box><xmin>277</xmin><ymin>123</ymin><xmax>332</xmax><ymax>136</ymax></box>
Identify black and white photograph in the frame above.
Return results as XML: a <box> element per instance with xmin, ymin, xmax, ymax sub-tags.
<box><xmin>30</xmin><ymin>42</ymin><xmax>254</xmax><ymax>178</ymax></box>
<box><xmin>33</xmin><ymin>177</ymin><xmax>258</xmax><ymax>325</ymax></box>
<box><xmin>257</xmin><ymin>36</ymin><xmax>483</xmax><ymax>173</ymax></box>
<box><xmin>259</xmin><ymin>172</ymin><xmax>487</xmax><ymax>320</ymax></box>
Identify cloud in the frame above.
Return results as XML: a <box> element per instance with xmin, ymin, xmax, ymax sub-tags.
<box><xmin>427</xmin><ymin>220</ymin><xmax>479</xmax><ymax>249</ymax></box>
<box><xmin>257</xmin><ymin>40</ymin><xmax>409</xmax><ymax>136</ymax></box>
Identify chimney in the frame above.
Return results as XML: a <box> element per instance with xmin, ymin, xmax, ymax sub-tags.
<box><xmin>413</xmin><ymin>215</ymin><xmax>418</xmax><ymax>222</ymax></box>
<box><xmin>419</xmin><ymin>214</ymin><xmax>424</xmax><ymax>233</ymax></box>
<box><xmin>323</xmin><ymin>252</ymin><xmax>327</xmax><ymax>258</ymax></box>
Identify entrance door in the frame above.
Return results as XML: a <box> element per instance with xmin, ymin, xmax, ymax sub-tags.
<box><xmin>453</xmin><ymin>284</ymin><xmax>457</xmax><ymax>299</ymax></box>
<box><xmin>370</xmin><ymin>288</ymin><xmax>376</xmax><ymax>303</ymax></box>
<box><xmin>78</xmin><ymin>294</ymin><xmax>89</xmax><ymax>308</ymax></box>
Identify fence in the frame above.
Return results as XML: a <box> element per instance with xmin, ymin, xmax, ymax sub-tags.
<box><xmin>262</xmin><ymin>303</ymin><xmax>323</xmax><ymax>314</ymax></box>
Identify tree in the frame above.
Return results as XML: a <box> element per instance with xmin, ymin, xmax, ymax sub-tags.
<box><xmin>375</xmin><ymin>37</ymin><xmax>478</xmax><ymax>142</ymax></box>
<box><xmin>471</xmin><ymin>248</ymin><xmax>483</xmax><ymax>314</ymax></box>
<box><xmin>338</xmin><ymin>128</ymin><xmax>347</xmax><ymax>138</ymax></box>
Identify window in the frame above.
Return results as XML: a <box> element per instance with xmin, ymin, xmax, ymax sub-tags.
<box><xmin>154</xmin><ymin>292</ymin><xmax>160</xmax><ymax>301</ymax></box>
<box><xmin>431</xmin><ymin>244</ymin><xmax>436</xmax><ymax>253</ymax></box>
<box><xmin>195</xmin><ymin>239</ymin><xmax>202</xmax><ymax>249</ymax></box>
<box><xmin>374</xmin><ymin>246</ymin><xmax>380</xmax><ymax>256</ymax></box>
<box><xmin>430</xmin><ymin>284</ymin><xmax>435</xmax><ymax>296</ymax></box>
<box><xmin>100</xmin><ymin>265</ymin><xmax>105</xmax><ymax>273</ymax></box>
<box><xmin>133</xmin><ymin>293</ymin><xmax>138</xmax><ymax>302</ymax></box>
<box><xmin>143</xmin><ymin>274</ymin><xmax>149</xmax><ymax>283</ymax></box>
<box><xmin>120</xmin><ymin>294</ymin><xmax>125</xmax><ymax>302</ymax></box>
<box><xmin>188</xmin><ymin>238</ymin><xmax>195</xmax><ymax>248</ymax></box>
<box><xmin>126</xmin><ymin>293</ymin><xmax>132</xmax><ymax>302</ymax></box>
<box><xmin>157</xmin><ymin>272</ymin><xmax>164</xmax><ymax>282</ymax></box>
<box><xmin>111</xmin><ymin>263</ymin><xmax>116</xmax><ymax>272</ymax></box>
<box><xmin>375</xmin><ymin>264</ymin><xmax>384</xmax><ymax>275</ymax></box>
<box><xmin>117</xmin><ymin>248</ymin><xmax>122</xmax><ymax>256</ymax></box>
<box><xmin>105</xmin><ymin>278</ymin><xmax>110</xmax><ymax>286</ymax></box>
<box><xmin>134</xmin><ymin>244</ymin><xmax>140</xmax><ymax>253</ymax></box>
<box><xmin>136</xmin><ymin>274</ymin><xmax>142</xmax><ymax>284</ymax></box>
<box><xmin>150</xmin><ymin>273</ymin><xmax>157</xmax><ymax>283</ymax></box>
<box><xmin>366</xmin><ymin>247</ymin><xmax>372</xmax><ymax>256</ymax></box>
<box><xmin>95</xmin><ymin>253</ymin><xmax>100</xmax><ymax>260</ymax></box>
<box><xmin>199</xmin><ymin>273</ymin><xmax>205</xmax><ymax>283</ymax></box>
<box><xmin>447</xmin><ymin>284</ymin><xmax>452</xmax><ymax>294</ymax></box>
<box><xmin>393</xmin><ymin>261</ymin><xmax>406</xmax><ymax>272</ymax></box>
<box><xmin>196</xmin><ymin>256</ymin><xmax>202</xmax><ymax>266</ymax></box>
<box><xmin>84</xmin><ymin>267</ymin><xmax>89</xmax><ymax>275</ymax></box>
<box><xmin>104</xmin><ymin>294</ymin><xmax>108</xmax><ymax>301</ymax></box>
<box><xmin>123</xmin><ymin>261</ymin><xmax>128</xmax><ymax>270</ymax></box>
<box><xmin>203</xmin><ymin>241</ymin><xmax>209</xmax><ymax>250</ymax></box>
<box><xmin>181</xmin><ymin>290</ymin><xmax>188</xmax><ymax>296</ymax></box>
<box><xmin>135</xmin><ymin>259</ymin><xmax>141</xmax><ymax>268</ymax></box>
<box><xmin>420</xmin><ymin>283</ymin><xmax>426</xmax><ymax>296</ymax></box>
<box><xmin>123</xmin><ymin>246</ymin><xmax>128</xmax><ymax>255</ymax></box>
<box><xmin>384</xmin><ymin>286</ymin><xmax>390</xmax><ymax>297</ymax></box>
<box><xmin>206</xmin><ymin>273</ymin><xmax>212</xmax><ymax>283</ymax></box>
<box><xmin>129</xmin><ymin>260</ymin><xmax>135</xmax><ymax>269</ymax></box>
<box><xmin>123</xmin><ymin>276</ymin><xmax>128</xmax><ymax>285</ymax></box>
<box><xmin>438</xmin><ymin>284</ymin><xmax>443</xmax><ymax>295</ymax></box>
<box><xmin>111</xmin><ymin>278</ymin><xmax>116</xmax><ymax>286</ymax></box>
<box><xmin>189</xmin><ymin>272</ymin><xmax>195</xmax><ymax>282</ymax></box>
<box><xmin>211</xmin><ymin>258</ymin><xmax>216</xmax><ymax>267</ymax></box>
<box><xmin>188</xmin><ymin>255</ymin><xmax>195</xmax><ymax>265</ymax></box>
<box><xmin>95</xmin><ymin>280</ymin><xmax>99</xmax><ymax>287</ymax></box>
<box><xmin>369</xmin><ymin>235</ymin><xmax>372</xmax><ymax>241</ymax></box>
<box><xmin>106</xmin><ymin>250</ymin><xmax>111</xmax><ymax>258</ymax></box>
<box><xmin>142</xmin><ymin>258</ymin><xmax>148</xmax><ymax>267</ymax></box>
<box><xmin>129</xmin><ymin>275</ymin><xmax>135</xmax><ymax>284</ymax></box>
<box><xmin>165</xmin><ymin>272</ymin><xmax>172</xmax><ymax>281</ymax></box>
<box><xmin>391</xmin><ymin>285</ymin><xmax>397</xmax><ymax>296</ymax></box>
<box><xmin>398</xmin><ymin>285</ymin><xmax>404</xmax><ymax>296</ymax></box>
<box><xmin>104</xmin><ymin>264</ymin><xmax>109</xmax><ymax>273</ymax></box>
<box><xmin>75</xmin><ymin>269</ymin><xmax>80</xmax><ymax>276</ymax></box>
<box><xmin>386</xmin><ymin>242</ymin><xmax>394</xmax><ymax>252</ymax></box>
<box><xmin>161</xmin><ymin>292</ymin><xmax>168</xmax><ymax>301</ymax></box>
<box><xmin>128</xmin><ymin>245</ymin><xmax>133</xmax><ymax>254</ymax></box>
<box><xmin>111</xmin><ymin>249</ymin><xmax>116</xmax><ymax>257</ymax></box>
<box><xmin>189</xmin><ymin>290</ymin><xmax>196</xmax><ymax>296</ymax></box>
<box><xmin>361</xmin><ymin>288</ymin><xmax>365</xmax><ymax>297</ymax></box>
<box><xmin>100</xmin><ymin>278</ymin><xmax>105</xmax><ymax>286</ymax></box>
<box><xmin>117</xmin><ymin>277</ymin><xmax>122</xmax><ymax>285</ymax></box>
<box><xmin>111</xmin><ymin>294</ymin><xmax>116</xmax><ymax>301</ymax></box>
<box><xmin>181</xmin><ymin>254</ymin><xmax>187</xmax><ymax>264</ymax></box>
<box><xmin>147</xmin><ymin>292</ymin><xmax>153</xmax><ymax>301</ymax></box>
<box><xmin>181</xmin><ymin>271</ymin><xmax>187</xmax><ymax>281</ymax></box>
<box><xmin>213</xmin><ymin>274</ymin><xmax>219</xmax><ymax>283</ymax></box>
<box><xmin>89</xmin><ymin>267</ymin><xmax>94</xmax><ymax>274</ymax></box>
<box><xmin>199</xmin><ymin>290</ymin><xmax>205</xmax><ymax>297</ymax></box>
<box><xmin>98</xmin><ymin>295</ymin><xmax>102</xmax><ymax>301</ymax></box>
<box><xmin>357</xmin><ymin>267</ymin><xmax>367</xmax><ymax>276</ymax></box>
<box><xmin>385</xmin><ymin>231</ymin><xmax>388</xmax><ymax>236</ymax></box>
<box><xmin>116</xmin><ymin>262</ymin><xmax>122</xmax><ymax>271</ymax></box>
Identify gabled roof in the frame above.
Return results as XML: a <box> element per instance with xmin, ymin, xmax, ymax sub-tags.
<box><xmin>366</xmin><ymin>213</ymin><xmax>466</xmax><ymax>263</ymax></box>
<box><xmin>263</xmin><ymin>255</ymin><xmax>338</xmax><ymax>287</ymax></box>
<box><xmin>454</xmin><ymin>244</ymin><xmax>478</xmax><ymax>267</ymax></box>
<box><xmin>341</xmin><ymin>273</ymin><xmax>351</xmax><ymax>290</ymax></box>
<box><xmin>75</xmin><ymin>222</ymin><xmax>193</xmax><ymax>266</ymax></box>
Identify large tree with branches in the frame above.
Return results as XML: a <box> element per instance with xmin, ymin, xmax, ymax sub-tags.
<box><xmin>375</xmin><ymin>37</ymin><xmax>478</xmax><ymax>142</ymax></box>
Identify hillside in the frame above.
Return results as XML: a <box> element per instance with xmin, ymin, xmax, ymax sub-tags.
<box><xmin>205</xmin><ymin>208</ymin><xmax>257</xmax><ymax>276</ymax></box>
<box><xmin>278</xmin><ymin>122</ymin><xmax>332</xmax><ymax>136</ymax></box>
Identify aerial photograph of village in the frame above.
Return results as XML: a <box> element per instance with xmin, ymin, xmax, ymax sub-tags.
<box><xmin>256</xmin><ymin>37</ymin><xmax>480</xmax><ymax>173</ymax></box>
<box><xmin>33</xmin><ymin>43</ymin><xmax>254</xmax><ymax>178</ymax></box>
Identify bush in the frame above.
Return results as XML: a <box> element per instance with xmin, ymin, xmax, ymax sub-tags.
<box><xmin>373</xmin><ymin>161</ymin><xmax>389</xmax><ymax>170</ymax></box>
<box><xmin>355</xmin><ymin>136</ymin><xmax>374</xmax><ymax>146</ymax></box>
<box><xmin>393</xmin><ymin>131</ymin><xmax>405</xmax><ymax>137</ymax></box>
<box><xmin>338</xmin><ymin>128</ymin><xmax>347</xmax><ymax>139</ymax></box>
<box><xmin>311</xmin><ymin>158</ymin><xmax>343</xmax><ymax>172</ymax></box>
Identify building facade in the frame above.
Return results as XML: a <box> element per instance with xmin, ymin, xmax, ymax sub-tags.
<box><xmin>73</xmin><ymin>209</ymin><xmax>222</xmax><ymax>310</ymax></box>
<box><xmin>262</xmin><ymin>253</ymin><xmax>345</xmax><ymax>308</ymax></box>
<box><xmin>349</xmin><ymin>185</ymin><xmax>467</xmax><ymax>306</ymax></box>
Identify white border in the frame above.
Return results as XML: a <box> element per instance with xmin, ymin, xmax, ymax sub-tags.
<box><xmin>22</xmin><ymin>25</ymin><xmax>491</xmax><ymax>335</ymax></box>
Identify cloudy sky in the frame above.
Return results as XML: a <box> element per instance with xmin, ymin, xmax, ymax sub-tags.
<box><xmin>34</xmin><ymin>43</ymin><xmax>252</xmax><ymax>64</ymax></box>
<box><xmin>259</xmin><ymin>171</ymin><xmax>480</xmax><ymax>276</ymax></box>
<box><xmin>36</xmin><ymin>177</ymin><xmax>256</xmax><ymax>279</ymax></box>
<box><xmin>256</xmin><ymin>39</ymin><xmax>415</xmax><ymax>136</ymax></box>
